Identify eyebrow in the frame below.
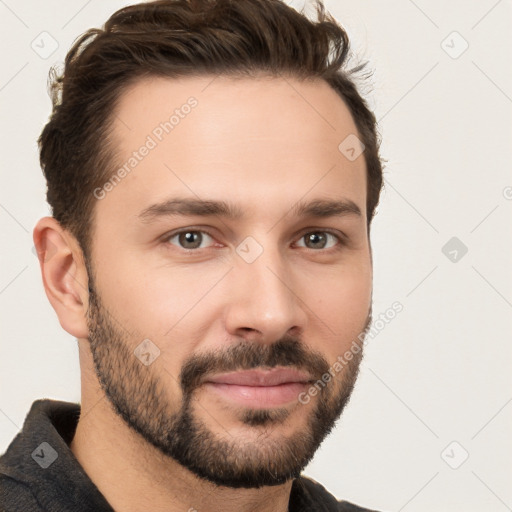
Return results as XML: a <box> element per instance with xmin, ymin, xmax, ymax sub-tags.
<box><xmin>138</xmin><ymin>197</ymin><xmax>362</xmax><ymax>223</ymax></box>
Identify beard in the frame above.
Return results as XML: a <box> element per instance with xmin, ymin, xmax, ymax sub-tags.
<box><xmin>84</xmin><ymin>267</ymin><xmax>371</xmax><ymax>489</ymax></box>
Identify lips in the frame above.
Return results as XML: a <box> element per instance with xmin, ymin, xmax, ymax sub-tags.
<box><xmin>202</xmin><ymin>367</ymin><xmax>314</xmax><ymax>408</ymax></box>
<box><xmin>204</xmin><ymin>367</ymin><xmax>313</xmax><ymax>387</ymax></box>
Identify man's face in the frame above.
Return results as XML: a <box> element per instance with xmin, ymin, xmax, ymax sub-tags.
<box><xmin>85</xmin><ymin>75</ymin><xmax>372</xmax><ymax>488</ymax></box>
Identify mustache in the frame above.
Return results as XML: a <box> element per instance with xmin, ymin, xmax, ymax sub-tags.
<box><xmin>179</xmin><ymin>336</ymin><xmax>330</xmax><ymax>396</ymax></box>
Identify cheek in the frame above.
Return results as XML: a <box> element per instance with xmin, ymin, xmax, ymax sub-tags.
<box><xmin>93</xmin><ymin>247</ymin><xmax>205</xmax><ymax>329</ymax></box>
<box><xmin>91</xmin><ymin>256</ymin><xmax>208</xmax><ymax>385</ymax></box>
<box><xmin>97</xmin><ymin>261</ymin><xmax>227</xmax><ymax>381</ymax></box>
<box><xmin>304</xmin><ymin>264</ymin><xmax>372</xmax><ymax>353</ymax></box>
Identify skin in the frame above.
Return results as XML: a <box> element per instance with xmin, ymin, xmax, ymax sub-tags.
<box><xmin>33</xmin><ymin>75</ymin><xmax>373</xmax><ymax>512</ymax></box>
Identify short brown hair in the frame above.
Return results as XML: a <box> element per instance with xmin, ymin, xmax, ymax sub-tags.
<box><xmin>39</xmin><ymin>0</ymin><xmax>383</xmax><ymax>262</ymax></box>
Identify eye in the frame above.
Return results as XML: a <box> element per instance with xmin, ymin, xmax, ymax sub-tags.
<box><xmin>162</xmin><ymin>228</ymin><xmax>344</xmax><ymax>252</ymax></box>
<box><xmin>295</xmin><ymin>231</ymin><xmax>342</xmax><ymax>250</ymax></box>
<box><xmin>165</xmin><ymin>230</ymin><xmax>215</xmax><ymax>250</ymax></box>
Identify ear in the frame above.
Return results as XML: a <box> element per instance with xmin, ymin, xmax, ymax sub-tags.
<box><xmin>33</xmin><ymin>217</ymin><xmax>90</xmax><ymax>339</ymax></box>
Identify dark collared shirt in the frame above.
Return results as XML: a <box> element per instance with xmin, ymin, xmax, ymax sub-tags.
<box><xmin>0</xmin><ymin>399</ymin><xmax>380</xmax><ymax>511</ymax></box>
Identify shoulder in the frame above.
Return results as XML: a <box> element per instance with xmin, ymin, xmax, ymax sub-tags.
<box><xmin>0</xmin><ymin>474</ymin><xmax>45</xmax><ymax>512</ymax></box>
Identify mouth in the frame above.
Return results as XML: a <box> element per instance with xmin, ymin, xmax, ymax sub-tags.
<box><xmin>202</xmin><ymin>367</ymin><xmax>314</xmax><ymax>408</ymax></box>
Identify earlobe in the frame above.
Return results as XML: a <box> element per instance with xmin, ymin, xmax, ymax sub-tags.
<box><xmin>33</xmin><ymin>217</ymin><xmax>90</xmax><ymax>339</ymax></box>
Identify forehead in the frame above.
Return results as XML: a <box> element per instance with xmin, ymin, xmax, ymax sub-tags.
<box><xmin>99</xmin><ymin>74</ymin><xmax>366</xmax><ymax>226</ymax></box>
<box><xmin>113</xmin><ymin>74</ymin><xmax>360</xmax><ymax>148</ymax></box>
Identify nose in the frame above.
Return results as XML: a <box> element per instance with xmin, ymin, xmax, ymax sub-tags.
<box><xmin>223</xmin><ymin>243</ymin><xmax>308</xmax><ymax>344</ymax></box>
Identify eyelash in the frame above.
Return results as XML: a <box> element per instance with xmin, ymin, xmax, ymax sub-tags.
<box><xmin>161</xmin><ymin>228</ymin><xmax>346</xmax><ymax>253</ymax></box>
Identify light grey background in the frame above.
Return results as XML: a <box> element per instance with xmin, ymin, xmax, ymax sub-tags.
<box><xmin>1</xmin><ymin>1</ymin><xmax>511</xmax><ymax>511</ymax></box>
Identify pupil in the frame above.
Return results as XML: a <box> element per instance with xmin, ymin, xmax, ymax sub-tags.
<box><xmin>307</xmin><ymin>232</ymin><xmax>326</xmax><ymax>248</ymax></box>
<box><xmin>180</xmin><ymin>231</ymin><xmax>201</xmax><ymax>248</ymax></box>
